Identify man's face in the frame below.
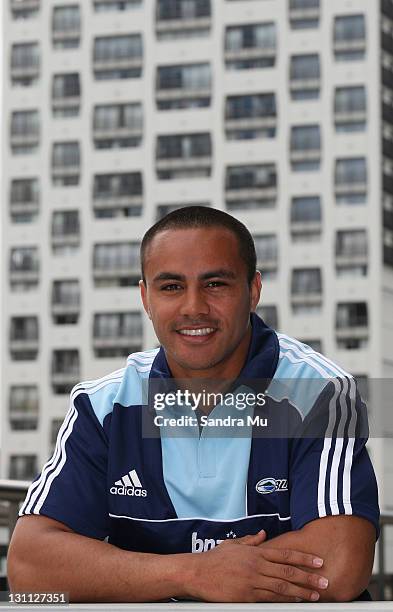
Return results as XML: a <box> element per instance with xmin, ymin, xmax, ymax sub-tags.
<box><xmin>140</xmin><ymin>227</ymin><xmax>261</xmax><ymax>378</ymax></box>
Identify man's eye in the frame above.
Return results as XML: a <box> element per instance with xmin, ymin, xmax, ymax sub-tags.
<box><xmin>161</xmin><ymin>284</ymin><xmax>182</xmax><ymax>291</ymax></box>
<box><xmin>207</xmin><ymin>281</ymin><xmax>225</xmax><ymax>288</ymax></box>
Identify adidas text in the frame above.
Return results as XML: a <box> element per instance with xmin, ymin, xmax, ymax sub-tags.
<box><xmin>110</xmin><ymin>485</ymin><xmax>147</xmax><ymax>497</ymax></box>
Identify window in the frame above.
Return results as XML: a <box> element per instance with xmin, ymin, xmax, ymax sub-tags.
<box><xmin>93</xmin><ymin>103</ymin><xmax>143</xmax><ymax>148</ymax></box>
<box><xmin>335</xmin><ymin>158</ymin><xmax>367</xmax><ymax>204</ymax></box>
<box><xmin>225</xmin><ymin>93</ymin><xmax>276</xmax><ymax>140</ymax></box>
<box><xmin>156</xmin><ymin>133</ymin><xmax>212</xmax><ymax>179</ymax></box>
<box><xmin>93</xmin><ymin>35</ymin><xmax>142</xmax><ymax>80</ymax></box>
<box><xmin>9</xmin><ymin>316</ymin><xmax>39</xmax><ymax>360</ymax></box>
<box><xmin>156</xmin><ymin>64</ymin><xmax>211</xmax><ymax>110</ymax></box>
<box><xmin>334</xmin><ymin>15</ymin><xmax>366</xmax><ymax>61</ymax></box>
<box><xmin>291</xmin><ymin>268</ymin><xmax>322</xmax><ymax>295</ymax></box>
<box><xmin>93</xmin><ymin>312</ymin><xmax>143</xmax><ymax>357</ymax></box>
<box><xmin>52</xmin><ymin>142</ymin><xmax>80</xmax><ymax>186</ymax></box>
<box><xmin>225</xmin><ymin>23</ymin><xmax>276</xmax><ymax>70</ymax></box>
<box><xmin>52</xmin><ymin>73</ymin><xmax>80</xmax><ymax>117</ymax></box>
<box><xmin>289</xmin><ymin>0</ymin><xmax>319</xmax><ymax>29</ymax></box>
<box><xmin>156</xmin><ymin>0</ymin><xmax>211</xmax><ymax>39</ymax></box>
<box><xmin>9</xmin><ymin>455</ymin><xmax>38</xmax><ymax>480</ymax></box>
<box><xmin>93</xmin><ymin>172</ymin><xmax>143</xmax><ymax>218</ymax></box>
<box><xmin>9</xmin><ymin>247</ymin><xmax>39</xmax><ymax>291</ymax></box>
<box><xmin>51</xmin><ymin>350</ymin><xmax>80</xmax><ymax>394</ymax></box>
<box><xmin>225</xmin><ymin>164</ymin><xmax>277</xmax><ymax>210</ymax></box>
<box><xmin>290</xmin><ymin>125</ymin><xmax>321</xmax><ymax>171</ymax></box>
<box><xmin>336</xmin><ymin>302</ymin><xmax>368</xmax><ymax>349</ymax></box>
<box><xmin>10</xmin><ymin>178</ymin><xmax>39</xmax><ymax>223</ymax></box>
<box><xmin>10</xmin><ymin>0</ymin><xmax>40</xmax><ymax>20</ymax></box>
<box><xmin>290</xmin><ymin>54</ymin><xmax>320</xmax><ymax>99</ymax></box>
<box><xmin>52</xmin><ymin>280</ymin><xmax>80</xmax><ymax>324</ymax></box>
<box><xmin>52</xmin><ymin>211</ymin><xmax>80</xmax><ymax>254</ymax></box>
<box><xmin>335</xmin><ymin>230</ymin><xmax>367</xmax><ymax>276</ymax></box>
<box><xmin>334</xmin><ymin>86</ymin><xmax>366</xmax><ymax>132</ymax></box>
<box><xmin>10</xmin><ymin>110</ymin><xmax>39</xmax><ymax>154</ymax></box>
<box><xmin>93</xmin><ymin>242</ymin><xmax>140</xmax><ymax>287</ymax></box>
<box><xmin>52</xmin><ymin>5</ymin><xmax>81</xmax><ymax>49</ymax></box>
<box><xmin>254</xmin><ymin>235</ymin><xmax>278</xmax><ymax>279</ymax></box>
<box><xmin>290</xmin><ymin>196</ymin><xmax>321</xmax><ymax>241</ymax></box>
<box><xmin>9</xmin><ymin>386</ymin><xmax>39</xmax><ymax>430</ymax></box>
<box><xmin>94</xmin><ymin>0</ymin><xmax>142</xmax><ymax>10</ymax></box>
<box><xmin>10</xmin><ymin>42</ymin><xmax>40</xmax><ymax>86</ymax></box>
<box><xmin>336</xmin><ymin>302</ymin><xmax>368</xmax><ymax>327</ymax></box>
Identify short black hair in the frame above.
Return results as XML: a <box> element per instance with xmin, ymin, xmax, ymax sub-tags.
<box><xmin>140</xmin><ymin>206</ymin><xmax>257</xmax><ymax>285</ymax></box>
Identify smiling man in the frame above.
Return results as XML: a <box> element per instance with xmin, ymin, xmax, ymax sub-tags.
<box><xmin>8</xmin><ymin>207</ymin><xmax>379</xmax><ymax>602</ymax></box>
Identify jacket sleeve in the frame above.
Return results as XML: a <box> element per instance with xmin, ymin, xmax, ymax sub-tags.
<box><xmin>18</xmin><ymin>389</ymin><xmax>110</xmax><ymax>540</ymax></box>
<box><xmin>289</xmin><ymin>376</ymin><xmax>380</xmax><ymax>537</ymax></box>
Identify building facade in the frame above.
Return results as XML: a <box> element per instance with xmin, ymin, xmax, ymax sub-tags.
<box><xmin>2</xmin><ymin>0</ymin><xmax>393</xmax><ymax>530</ymax></box>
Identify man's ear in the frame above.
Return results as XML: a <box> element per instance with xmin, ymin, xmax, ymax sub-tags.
<box><xmin>139</xmin><ymin>279</ymin><xmax>151</xmax><ymax>319</ymax></box>
<box><xmin>250</xmin><ymin>271</ymin><xmax>262</xmax><ymax>312</ymax></box>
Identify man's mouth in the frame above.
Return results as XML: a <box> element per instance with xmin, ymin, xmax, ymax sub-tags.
<box><xmin>177</xmin><ymin>327</ymin><xmax>216</xmax><ymax>337</ymax></box>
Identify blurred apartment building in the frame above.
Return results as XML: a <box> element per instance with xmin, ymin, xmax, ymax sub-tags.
<box><xmin>1</xmin><ymin>0</ymin><xmax>393</xmax><ymax>515</ymax></box>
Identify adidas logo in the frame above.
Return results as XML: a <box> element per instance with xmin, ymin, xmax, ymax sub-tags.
<box><xmin>110</xmin><ymin>469</ymin><xmax>147</xmax><ymax>497</ymax></box>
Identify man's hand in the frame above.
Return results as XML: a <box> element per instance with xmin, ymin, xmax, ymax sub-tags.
<box><xmin>186</xmin><ymin>531</ymin><xmax>328</xmax><ymax>603</ymax></box>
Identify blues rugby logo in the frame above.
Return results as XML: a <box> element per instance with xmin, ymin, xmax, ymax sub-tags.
<box><xmin>256</xmin><ymin>477</ymin><xmax>288</xmax><ymax>494</ymax></box>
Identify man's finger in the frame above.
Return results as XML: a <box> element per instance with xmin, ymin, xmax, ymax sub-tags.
<box><xmin>259</xmin><ymin>546</ymin><xmax>324</xmax><ymax>569</ymax></box>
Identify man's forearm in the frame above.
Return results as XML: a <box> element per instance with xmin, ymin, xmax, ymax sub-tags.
<box><xmin>8</xmin><ymin>526</ymin><xmax>194</xmax><ymax>602</ymax></box>
<box><xmin>264</xmin><ymin>516</ymin><xmax>375</xmax><ymax>602</ymax></box>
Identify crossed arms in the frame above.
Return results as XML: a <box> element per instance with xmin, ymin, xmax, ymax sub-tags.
<box><xmin>7</xmin><ymin>513</ymin><xmax>375</xmax><ymax>603</ymax></box>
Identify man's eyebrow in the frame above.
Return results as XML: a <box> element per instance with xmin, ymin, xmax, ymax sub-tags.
<box><xmin>199</xmin><ymin>269</ymin><xmax>236</xmax><ymax>280</ymax></box>
<box><xmin>152</xmin><ymin>269</ymin><xmax>236</xmax><ymax>282</ymax></box>
<box><xmin>153</xmin><ymin>272</ymin><xmax>186</xmax><ymax>282</ymax></box>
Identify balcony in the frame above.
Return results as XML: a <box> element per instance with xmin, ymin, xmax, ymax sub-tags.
<box><xmin>51</xmin><ymin>350</ymin><xmax>80</xmax><ymax>394</ymax></box>
<box><xmin>93</xmin><ymin>35</ymin><xmax>142</xmax><ymax>80</ymax></box>
<box><xmin>156</xmin><ymin>0</ymin><xmax>211</xmax><ymax>38</ymax></box>
<box><xmin>93</xmin><ymin>172</ymin><xmax>143</xmax><ymax>218</ymax></box>
<box><xmin>52</xmin><ymin>74</ymin><xmax>80</xmax><ymax>118</ymax></box>
<box><xmin>225</xmin><ymin>164</ymin><xmax>277</xmax><ymax>210</ymax></box>
<box><xmin>52</xmin><ymin>143</ymin><xmax>80</xmax><ymax>187</ymax></box>
<box><xmin>156</xmin><ymin>64</ymin><xmax>211</xmax><ymax>110</ymax></box>
<box><xmin>291</xmin><ymin>269</ymin><xmax>322</xmax><ymax>306</ymax></box>
<box><xmin>93</xmin><ymin>243</ymin><xmax>140</xmax><ymax>287</ymax></box>
<box><xmin>336</xmin><ymin>303</ymin><xmax>368</xmax><ymax>345</ymax></box>
<box><xmin>10</xmin><ymin>179</ymin><xmax>39</xmax><ymax>222</ymax></box>
<box><xmin>224</xmin><ymin>24</ymin><xmax>276</xmax><ymax>70</ymax></box>
<box><xmin>10</xmin><ymin>0</ymin><xmax>40</xmax><ymax>18</ymax></box>
<box><xmin>52</xmin><ymin>6</ymin><xmax>80</xmax><ymax>49</ymax></box>
<box><xmin>9</xmin><ymin>317</ymin><xmax>39</xmax><ymax>361</ymax></box>
<box><xmin>156</xmin><ymin>134</ymin><xmax>212</xmax><ymax>180</ymax></box>
<box><xmin>9</xmin><ymin>248</ymin><xmax>39</xmax><ymax>290</ymax></box>
<box><xmin>10</xmin><ymin>44</ymin><xmax>40</xmax><ymax>85</ymax></box>
<box><xmin>9</xmin><ymin>386</ymin><xmax>39</xmax><ymax>431</ymax></box>
<box><xmin>10</xmin><ymin>111</ymin><xmax>40</xmax><ymax>154</ymax></box>
<box><xmin>93</xmin><ymin>313</ymin><xmax>143</xmax><ymax>357</ymax></box>
<box><xmin>225</xmin><ymin>94</ymin><xmax>276</xmax><ymax>141</ymax></box>
<box><xmin>289</xmin><ymin>0</ymin><xmax>320</xmax><ymax>24</ymax></box>
<box><xmin>289</xmin><ymin>55</ymin><xmax>320</xmax><ymax>99</ymax></box>
<box><xmin>290</xmin><ymin>197</ymin><xmax>321</xmax><ymax>239</ymax></box>
<box><xmin>93</xmin><ymin>104</ymin><xmax>142</xmax><ymax>149</ymax></box>
<box><xmin>52</xmin><ymin>280</ymin><xmax>80</xmax><ymax>325</ymax></box>
<box><xmin>334</xmin><ymin>15</ymin><xmax>366</xmax><ymax>61</ymax></box>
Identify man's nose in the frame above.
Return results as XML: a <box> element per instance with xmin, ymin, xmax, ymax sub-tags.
<box><xmin>179</xmin><ymin>287</ymin><xmax>210</xmax><ymax>318</ymax></box>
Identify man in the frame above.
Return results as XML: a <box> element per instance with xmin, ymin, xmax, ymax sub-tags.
<box><xmin>8</xmin><ymin>207</ymin><xmax>379</xmax><ymax>602</ymax></box>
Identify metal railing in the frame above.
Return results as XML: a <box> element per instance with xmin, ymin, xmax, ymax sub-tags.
<box><xmin>0</xmin><ymin>479</ymin><xmax>392</xmax><ymax>599</ymax></box>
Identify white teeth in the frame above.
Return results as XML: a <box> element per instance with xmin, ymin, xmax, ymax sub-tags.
<box><xmin>178</xmin><ymin>328</ymin><xmax>215</xmax><ymax>336</ymax></box>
